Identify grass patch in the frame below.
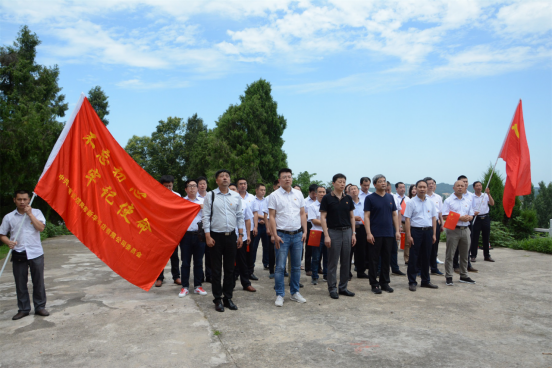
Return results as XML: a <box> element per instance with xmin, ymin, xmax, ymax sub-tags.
<box><xmin>0</xmin><ymin>244</ymin><xmax>9</xmax><ymax>261</ymax></box>
<box><xmin>511</xmin><ymin>236</ymin><xmax>552</xmax><ymax>254</ymax></box>
<box><xmin>213</xmin><ymin>330</ymin><xmax>221</xmax><ymax>336</ymax></box>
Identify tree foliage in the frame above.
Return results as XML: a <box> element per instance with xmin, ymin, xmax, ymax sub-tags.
<box><xmin>292</xmin><ymin>171</ymin><xmax>325</xmax><ymax>198</ymax></box>
<box><xmin>534</xmin><ymin>181</ymin><xmax>552</xmax><ymax>228</ymax></box>
<box><xmin>182</xmin><ymin>113</ymin><xmax>208</xmax><ymax>180</ymax></box>
<box><xmin>0</xmin><ymin>25</ymin><xmax>68</xmax><ymax>221</ymax></box>
<box><xmin>201</xmin><ymin>79</ymin><xmax>288</xmax><ymax>186</ymax></box>
<box><xmin>479</xmin><ymin>165</ymin><xmax>521</xmax><ymax>223</ymax></box>
<box><xmin>87</xmin><ymin>86</ymin><xmax>109</xmax><ymax>126</ymax></box>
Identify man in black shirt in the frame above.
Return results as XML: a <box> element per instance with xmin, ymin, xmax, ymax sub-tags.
<box><xmin>320</xmin><ymin>173</ymin><xmax>357</xmax><ymax>299</ymax></box>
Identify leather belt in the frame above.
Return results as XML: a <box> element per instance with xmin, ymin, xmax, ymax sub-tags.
<box><xmin>477</xmin><ymin>214</ymin><xmax>488</xmax><ymax>219</ymax></box>
<box><xmin>455</xmin><ymin>226</ymin><xmax>468</xmax><ymax>230</ymax></box>
<box><xmin>329</xmin><ymin>226</ymin><xmax>351</xmax><ymax>231</ymax></box>
<box><xmin>212</xmin><ymin>231</ymin><xmax>236</xmax><ymax>236</ymax></box>
<box><xmin>412</xmin><ymin>226</ymin><xmax>432</xmax><ymax>231</ymax></box>
<box><xmin>186</xmin><ymin>231</ymin><xmax>199</xmax><ymax>235</ymax></box>
<box><xmin>277</xmin><ymin>229</ymin><xmax>302</xmax><ymax>235</ymax></box>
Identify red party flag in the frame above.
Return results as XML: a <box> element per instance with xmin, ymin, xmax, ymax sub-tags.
<box><xmin>400</xmin><ymin>200</ymin><xmax>407</xmax><ymax>215</ymax></box>
<box><xmin>34</xmin><ymin>94</ymin><xmax>200</xmax><ymax>291</ymax></box>
<box><xmin>499</xmin><ymin>100</ymin><xmax>531</xmax><ymax>217</ymax></box>
<box><xmin>307</xmin><ymin>230</ymin><xmax>322</xmax><ymax>247</ymax></box>
<box><xmin>444</xmin><ymin>211</ymin><xmax>460</xmax><ymax>230</ymax></box>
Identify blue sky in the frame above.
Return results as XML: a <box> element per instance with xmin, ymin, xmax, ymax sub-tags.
<box><xmin>2</xmin><ymin>0</ymin><xmax>551</xmax><ymax>185</ymax></box>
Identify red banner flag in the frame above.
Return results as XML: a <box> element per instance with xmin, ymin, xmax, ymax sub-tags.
<box><xmin>499</xmin><ymin>100</ymin><xmax>531</xmax><ymax>217</ymax></box>
<box><xmin>34</xmin><ymin>95</ymin><xmax>200</xmax><ymax>291</ymax></box>
<box><xmin>444</xmin><ymin>211</ymin><xmax>460</xmax><ymax>230</ymax></box>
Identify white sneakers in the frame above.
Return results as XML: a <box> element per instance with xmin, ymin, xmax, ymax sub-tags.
<box><xmin>275</xmin><ymin>296</ymin><xmax>284</xmax><ymax>307</ymax></box>
<box><xmin>437</xmin><ymin>258</ymin><xmax>444</xmax><ymax>264</ymax></box>
<box><xmin>179</xmin><ymin>287</ymin><xmax>208</xmax><ymax>297</ymax></box>
<box><xmin>291</xmin><ymin>292</ymin><xmax>306</xmax><ymax>303</ymax></box>
<box><xmin>194</xmin><ymin>286</ymin><xmax>208</xmax><ymax>295</ymax></box>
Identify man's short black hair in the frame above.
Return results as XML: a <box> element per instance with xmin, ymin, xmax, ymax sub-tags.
<box><xmin>349</xmin><ymin>184</ymin><xmax>359</xmax><ymax>190</ymax></box>
<box><xmin>185</xmin><ymin>179</ymin><xmax>197</xmax><ymax>187</ymax></box>
<box><xmin>229</xmin><ymin>182</ymin><xmax>237</xmax><ymax>188</ymax></box>
<box><xmin>294</xmin><ymin>185</ymin><xmax>302</xmax><ymax>190</ymax></box>
<box><xmin>332</xmin><ymin>173</ymin><xmax>346</xmax><ymax>183</ymax></box>
<box><xmin>256</xmin><ymin>183</ymin><xmax>266</xmax><ymax>190</ymax></box>
<box><xmin>278</xmin><ymin>168</ymin><xmax>292</xmax><ymax>178</ymax></box>
<box><xmin>273</xmin><ymin>179</ymin><xmax>280</xmax><ymax>186</ymax></box>
<box><xmin>317</xmin><ymin>185</ymin><xmax>326</xmax><ymax>191</ymax></box>
<box><xmin>159</xmin><ymin>175</ymin><xmax>174</xmax><ymax>184</ymax></box>
<box><xmin>197</xmin><ymin>176</ymin><xmax>208</xmax><ymax>184</ymax></box>
<box><xmin>308</xmin><ymin>183</ymin><xmax>318</xmax><ymax>193</ymax></box>
<box><xmin>458</xmin><ymin>175</ymin><xmax>468</xmax><ymax>180</ymax></box>
<box><xmin>395</xmin><ymin>181</ymin><xmax>404</xmax><ymax>189</ymax></box>
<box><xmin>237</xmin><ymin>177</ymin><xmax>247</xmax><ymax>184</ymax></box>
<box><xmin>416</xmin><ymin>179</ymin><xmax>428</xmax><ymax>188</ymax></box>
<box><xmin>423</xmin><ymin>176</ymin><xmax>435</xmax><ymax>184</ymax></box>
<box><xmin>215</xmin><ymin>169</ymin><xmax>231</xmax><ymax>179</ymax></box>
<box><xmin>360</xmin><ymin>177</ymin><xmax>371</xmax><ymax>185</ymax></box>
<box><xmin>14</xmin><ymin>190</ymin><xmax>31</xmax><ymax>198</ymax></box>
<box><xmin>386</xmin><ymin>181</ymin><xmax>391</xmax><ymax>186</ymax></box>
<box><xmin>473</xmin><ymin>181</ymin><xmax>482</xmax><ymax>187</ymax></box>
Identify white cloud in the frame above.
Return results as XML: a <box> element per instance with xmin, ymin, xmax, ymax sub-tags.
<box><xmin>116</xmin><ymin>78</ymin><xmax>190</xmax><ymax>89</ymax></box>
<box><xmin>494</xmin><ymin>1</ymin><xmax>552</xmax><ymax>36</ymax></box>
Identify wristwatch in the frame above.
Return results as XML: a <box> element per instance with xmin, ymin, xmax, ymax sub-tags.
<box><xmin>239</xmin><ymin>233</ymin><xmax>244</xmax><ymax>237</ymax></box>
<box><xmin>353</xmin><ymin>232</ymin><xmax>357</xmax><ymax>234</ymax></box>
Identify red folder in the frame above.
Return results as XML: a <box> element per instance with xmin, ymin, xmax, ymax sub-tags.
<box><xmin>307</xmin><ymin>230</ymin><xmax>322</xmax><ymax>247</ymax></box>
<box><xmin>444</xmin><ymin>211</ymin><xmax>460</xmax><ymax>230</ymax></box>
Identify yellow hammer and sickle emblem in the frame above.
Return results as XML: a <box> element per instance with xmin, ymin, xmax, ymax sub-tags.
<box><xmin>511</xmin><ymin>123</ymin><xmax>520</xmax><ymax>138</ymax></box>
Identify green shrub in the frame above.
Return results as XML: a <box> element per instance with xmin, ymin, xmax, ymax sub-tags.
<box><xmin>0</xmin><ymin>244</ymin><xmax>9</xmax><ymax>260</ymax></box>
<box><xmin>40</xmin><ymin>223</ymin><xmax>72</xmax><ymax>241</ymax></box>
<box><xmin>440</xmin><ymin>231</ymin><xmax>447</xmax><ymax>242</ymax></box>
<box><xmin>489</xmin><ymin>221</ymin><xmax>515</xmax><ymax>248</ymax></box>
<box><xmin>511</xmin><ymin>236</ymin><xmax>552</xmax><ymax>254</ymax></box>
<box><xmin>509</xmin><ymin>209</ymin><xmax>538</xmax><ymax>240</ymax></box>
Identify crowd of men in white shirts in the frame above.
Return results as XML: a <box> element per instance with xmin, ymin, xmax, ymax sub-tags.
<box><xmin>0</xmin><ymin>168</ymin><xmax>496</xmax><ymax>319</ymax></box>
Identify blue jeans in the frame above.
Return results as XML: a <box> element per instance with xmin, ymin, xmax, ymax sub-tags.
<box><xmin>180</xmin><ymin>232</ymin><xmax>206</xmax><ymax>288</ymax></box>
<box><xmin>275</xmin><ymin>231</ymin><xmax>302</xmax><ymax>297</ymax></box>
<box><xmin>311</xmin><ymin>234</ymin><xmax>328</xmax><ymax>280</ymax></box>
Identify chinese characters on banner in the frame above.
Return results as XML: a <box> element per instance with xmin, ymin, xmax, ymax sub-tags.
<box><xmin>34</xmin><ymin>96</ymin><xmax>200</xmax><ymax>291</ymax></box>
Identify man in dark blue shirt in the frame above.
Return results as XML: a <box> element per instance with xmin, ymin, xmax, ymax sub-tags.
<box><xmin>364</xmin><ymin>174</ymin><xmax>401</xmax><ymax>294</ymax></box>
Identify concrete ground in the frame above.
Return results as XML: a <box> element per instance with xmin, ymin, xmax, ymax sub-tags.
<box><xmin>0</xmin><ymin>235</ymin><xmax>551</xmax><ymax>367</ymax></box>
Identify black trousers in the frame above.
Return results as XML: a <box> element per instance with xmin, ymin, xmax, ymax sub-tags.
<box><xmin>234</xmin><ymin>241</ymin><xmax>251</xmax><ymax>289</ymax></box>
<box><xmin>12</xmin><ymin>253</ymin><xmax>46</xmax><ymax>312</ymax></box>
<box><xmin>209</xmin><ymin>231</ymin><xmax>238</xmax><ymax>302</ymax></box>
<box><xmin>354</xmin><ymin>226</ymin><xmax>368</xmax><ymax>276</ymax></box>
<box><xmin>471</xmin><ymin>215</ymin><xmax>491</xmax><ymax>258</ymax></box>
<box><xmin>408</xmin><ymin>228</ymin><xmax>432</xmax><ymax>286</ymax></box>
<box><xmin>454</xmin><ymin>223</ymin><xmax>472</xmax><ymax>268</ymax></box>
<box><xmin>158</xmin><ymin>245</ymin><xmax>180</xmax><ymax>281</ymax></box>
<box><xmin>368</xmin><ymin>237</ymin><xmax>392</xmax><ymax>287</ymax></box>
<box><xmin>204</xmin><ymin>245</ymin><xmax>212</xmax><ymax>280</ymax></box>
<box><xmin>249</xmin><ymin>223</ymin><xmax>268</xmax><ymax>275</ymax></box>
<box><xmin>430</xmin><ymin>221</ymin><xmax>442</xmax><ymax>272</ymax></box>
<box><xmin>304</xmin><ymin>222</ymin><xmax>313</xmax><ymax>272</ymax></box>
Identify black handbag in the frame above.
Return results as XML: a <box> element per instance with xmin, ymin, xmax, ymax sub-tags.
<box><xmin>197</xmin><ymin>191</ymin><xmax>214</xmax><ymax>242</ymax></box>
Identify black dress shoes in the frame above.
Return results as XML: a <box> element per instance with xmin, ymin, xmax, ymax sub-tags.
<box><xmin>12</xmin><ymin>311</ymin><xmax>29</xmax><ymax>320</ymax></box>
<box><xmin>249</xmin><ymin>274</ymin><xmax>259</xmax><ymax>281</ymax></box>
<box><xmin>381</xmin><ymin>285</ymin><xmax>394</xmax><ymax>293</ymax></box>
<box><xmin>420</xmin><ymin>283</ymin><xmax>439</xmax><ymax>289</ymax></box>
<box><xmin>357</xmin><ymin>273</ymin><xmax>369</xmax><ymax>279</ymax></box>
<box><xmin>392</xmin><ymin>270</ymin><xmax>406</xmax><ymax>276</ymax></box>
<box><xmin>214</xmin><ymin>301</ymin><xmax>224</xmax><ymax>312</ymax></box>
<box><xmin>329</xmin><ymin>291</ymin><xmax>339</xmax><ymax>299</ymax></box>
<box><xmin>35</xmin><ymin>308</ymin><xmax>50</xmax><ymax>316</ymax></box>
<box><xmin>223</xmin><ymin>299</ymin><xmax>238</xmax><ymax>310</ymax></box>
<box><xmin>339</xmin><ymin>289</ymin><xmax>355</xmax><ymax>297</ymax></box>
<box><xmin>371</xmin><ymin>286</ymin><xmax>382</xmax><ymax>294</ymax></box>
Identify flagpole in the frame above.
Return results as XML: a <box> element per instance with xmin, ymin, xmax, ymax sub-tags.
<box><xmin>472</xmin><ymin>101</ymin><xmax>519</xmax><ymax>225</ymax></box>
<box><xmin>0</xmin><ymin>193</ymin><xmax>37</xmax><ymax>280</ymax></box>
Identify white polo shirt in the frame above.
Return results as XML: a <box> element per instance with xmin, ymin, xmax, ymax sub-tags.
<box><xmin>394</xmin><ymin>193</ymin><xmax>410</xmax><ymax>222</ymax></box>
<box><xmin>236</xmin><ymin>198</ymin><xmax>254</xmax><ymax>241</ymax></box>
<box><xmin>442</xmin><ymin>194</ymin><xmax>474</xmax><ymax>227</ymax></box>
<box><xmin>184</xmin><ymin>196</ymin><xmax>204</xmax><ymax>232</ymax></box>
<box><xmin>268</xmin><ymin>187</ymin><xmax>305</xmax><ymax>231</ymax></box>
<box><xmin>304</xmin><ymin>196</ymin><xmax>316</xmax><ymax>223</ymax></box>
<box><xmin>307</xmin><ymin>201</ymin><xmax>322</xmax><ymax>231</ymax></box>
<box><xmin>352</xmin><ymin>198</ymin><xmax>364</xmax><ymax>226</ymax></box>
<box><xmin>359</xmin><ymin>190</ymin><xmax>372</xmax><ymax>202</ymax></box>
<box><xmin>472</xmin><ymin>193</ymin><xmax>490</xmax><ymax>215</ymax></box>
<box><xmin>427</xmin><ymin>193</ymin><xmax>443</xmax><ymax>216</ymax></box>
<box><xmin>251</xmin><ymin>196</ymin><xmax>268</xmax><ymax>223</ymax></box>
<box><xmin>0</xmin><ymin>209</ymin><xmax>46</xmax><ymax>260</ymax></box>
<box><xmin>404</xmin><ymin>195</ymin><xmax>437</xmax><ymax>228</ymax></box>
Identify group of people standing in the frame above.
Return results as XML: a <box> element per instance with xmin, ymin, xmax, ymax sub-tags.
<box><xmin>0</xmin><ymin>168</ymin><xmax>495</xmax><ymax>319</ymax></box>
<box><xmin>152</xmin><ymin>168</ymin><xmax>496</xmax><ymax>312</ymax></box>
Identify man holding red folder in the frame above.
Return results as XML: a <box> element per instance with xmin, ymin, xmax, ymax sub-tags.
<box><xmin>307</xmin><ymin>186</ymin><xmax>327</xmax><ymax>285</ymax></box>
<box><xmin>442</xmin><ymin>180</ymin><xmax>475</xmax><ymax>286</ymax></box>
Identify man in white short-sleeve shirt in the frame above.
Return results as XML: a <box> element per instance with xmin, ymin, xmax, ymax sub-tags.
<box><xmin>0</xmin><ymin>190</ymin><xmax>48</xmax><ymax>320</ymax></box>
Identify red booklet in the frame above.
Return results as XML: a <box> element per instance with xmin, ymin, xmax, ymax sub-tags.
<box><xmin>307</xmin><ymin>230</ymin><xmax>322</xmax><ymax>247</ymax></box>
<box><xmin>444</xmin><ymin>211</ymin><xmax>460</xmax><ymax>230</ymax></box>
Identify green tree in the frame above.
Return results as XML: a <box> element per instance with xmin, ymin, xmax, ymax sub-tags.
<box><xmin>182</xmin><ymin>113</ymin><xmax>208</xmax><ymax>180</ymax></box>
<box><xmin>125</xmin><ymin>135</ymin><xmax>152</xmax><ymax>170</ymax></box>
<box><xmin>534</xmin><ymin>181</ymin><xmax>552</xmax><ymax>228</ymax></box>
<box><xmin>292</xmin><ymin>171</ymin><xmax>324</xmax><ymax>197</ymax></box>
<box><xmin>521</xmin><ymin>183</ymin><xmax>535</xmax><ymax>210</ymax></box>
<box><xmin>87</xmin><ymin>86</ymin><xmax>109</xmax><ymax>126</ymax></box>
<box><xmin>0</xmin><ymin>25</ymin><xmax>68</xmax><ymax>221</ymax></box>
<box><xmin>205</xmin><ymin>79</ymin><xmax>287</xmax><ymax>185</ymax></box>
<box><xmin>479</xmin><ymin>165</ymin><xmax>521</xmax><ymax>224</ymax></box>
